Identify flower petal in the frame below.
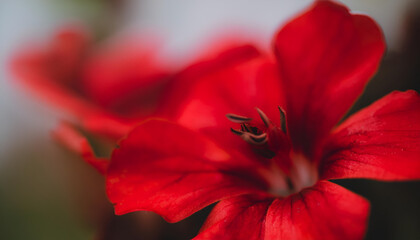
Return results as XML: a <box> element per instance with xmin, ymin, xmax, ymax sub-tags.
<box><xmin>106</xmin><ymin>119</ymin><xmax>266</xmax><ymax>222</ymax></box>
<box><xmin>53</xmin><ymin>122</ymin><xmax>109</xmax><ymax>174</ymax></box>
<box><xmin>320</xmin><ymin>90</ymin><xmax>420</xmax><ymax>181</ymax></box>
<box><xmin>195</xmin><ymin>195</ymin><xmax>273</xmax><ymax>240</ymax></box>
<box><xmin>81</xmin><ymin>113</ymin><xmax>133</xmax><ymax>140</ymax></box>
<box><xmin>265</xmin><ymin>181</ymin><xmax>369</xmax><ymax>240</ymax></box>
<box><xmin>175</xmin><ymin>56</ymin><xmax>283</xmax><ymax>132</ymax></box>
<box><xmin>195</xmin><ymin>181</ymin><xmax>369</xmax><ymax>240</ymax></box>
<box><xmin>159</xmin><ymin>42</ymin><xmax>266</xmax><ymax>120</ymax></box>
<box><xmin>82</xmin><ymin>36</ymin><xmax>171</xmax><ymax>116</ymax></box>
<box><xmin>274</xmin><ymin>0</ymin><xmax>385</xmax><ymax>157</ymax></box>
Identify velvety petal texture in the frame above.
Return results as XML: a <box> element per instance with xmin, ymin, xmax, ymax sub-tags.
<box><xmin>321</xmin><ymin>90</ymin><xmax>420</xmax><ymax>181</ymax></box>
<box><xmin>274</xmin><ymin>0</ymin><xmax>385</xmax><ymax>157</ymax></box>
<box><xmin>265</xmin><ymin>181</ymin><xmax>369</xmax><ymax>240</ymax></box>
<box><xmin>106</xmin><ymin>120</ymin><xmax>266</xmax><ymax>222</ymax></box>
<box><xmin>195</xmin><ymin>194</ymin><xmax>273</xmax><ymax>240</ymax></box>
<box><xmin>195</xmin><ymin>181</ymin><xmax>369</xmax><ymax>240</ymax></box>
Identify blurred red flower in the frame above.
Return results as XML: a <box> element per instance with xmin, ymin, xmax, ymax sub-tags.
<box><xmin>11</xmin><ymin>29</ymin><xmax>172</xmax><ymax>137</ymax></box>
<box><xmin>11</xmin><ymin>27</ymin><xmax>261</xmax><ymax>173</ymax></box>
<box><xmin>105</xmin><ymin>1</ymin><xmax>420</xmax><ymax>239</ymax></box>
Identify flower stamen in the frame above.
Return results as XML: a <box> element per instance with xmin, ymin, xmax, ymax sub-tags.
<box><xmin>230</xmin><ymin>128</ymin><xmax>268</xmax><ymax>145</ymax></box>
<box><xmin>227</xmin><ymin>109</ymin><xmax>272</xmax><ymax>147</ymax></box>
<box><xmin>226</xmin><ymin>113</ymin><xmax>252</xmax><ymax>123</ymax></box>
<box><xmin>256</xmin><ymin>107</ymin><xmax>270</xmax><ymax>127</ymax></box>
<box><xmin>227</xmin><ymin>108</ymin><xmax>315</xmax><ymax>197</ymax></box>
<box><xmin>278</xmin><ymin>106</ymin><xmax>287</xmax><ymax>133</ymax></box>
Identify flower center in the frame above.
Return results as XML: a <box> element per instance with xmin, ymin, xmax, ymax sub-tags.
<box><xmin>226</xmin><ymin>107</ymin><xmax>318</xmax><ymax>197</ymax></box>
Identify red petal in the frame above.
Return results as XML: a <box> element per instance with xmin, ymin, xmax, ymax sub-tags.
<box><xmin>53</xmin><ymin>122</ymin><xmax>109</xmax><ymax>174</ymax></box>
<box><xmin>320</xmin><ymin>90</ymin><xmax>420</xmax><ymax>181</ymax></box>
<box><xmin>195</xmin><ymin>195</ymin><xmax>273</xmax><ymax>240</ymax></box>
<box><xmin>274</xmin><ymin>0</ymin><xmax>385</xmax><ymax>157</ymax></box>
<box><xmin>175</xmin><ymin>57</ymin><xmax>283</xmax><ymax>132</ymax></box>
<box><xmin>81</xmin><ymin>113</ymin><xmax>135</xmax><ymax>140</ymax></box>
<box><xmin>265</xmin><ymin>181</ymin><xmax>369</xmax><ymax>240</ymax></box>
<box><xmin>159</xmin><ymin>42</ymin><xmax>263</xmax><ymax>119</ymax></box>
<box><xmin>82</xmin><ymin>37</ymin><xmax>171</xmax><ymax>116</ymax></box>
<box><xmin>106</xmin><ymin>120</ymin><xmax>266</xmax><ymax>222</ymax></box>
<box><xmin>196</xmin><ymin>181</ymin><xmax>369</xmax><ymax>240</ymax></box>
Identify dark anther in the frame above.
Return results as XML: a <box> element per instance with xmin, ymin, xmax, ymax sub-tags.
<box><xmin>231</xmin><ymin>127</ymin><xmax>268</xmax><ymax>145</ymax></box>
<box><xmin>278</xmin><ymin>106</ymin><xmax>287</xmax><ymax>133</ymax></box>
<box><xmin>230</xmin><ymin>128</ymin><xmax>244</xmax><ymax>136</ymax></box>
<box><xmin>248</xmin><ymin>132</ymin><xmax>267</xmax><ymax>142</ymax></box>
<box><xmin>241</xmin><ymin>123</ymin><xmax>250</xmax><ymax>132</ymax></box>
<box><xmin>226</xmin><ymin>113</ymin><xmax>252</xmax><ymax>123</ymax></box>
<box><xmin>249</xmin><ymin>126</ymin><xmax>260</xmax><ymax>135</ymax></box>
<box><xmin>242</xmin><ymin>132</ymin><xmax>268</xmax><ymax>145</ymax></box>
<box><xmin>228</xmin><ymin>110</ymin><xmax>269</xmax><ymax>146</ymax></box>
<box><xmin>256</xmin><ymin>108</ymin><xmax>270</xmax><ymax>127</ymax></box>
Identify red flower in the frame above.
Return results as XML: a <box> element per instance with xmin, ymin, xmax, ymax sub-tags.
<box><xmin>105</xmin><ymin>1</ymin><xmax>420</xmax><ymax>239</ymax></box>
<box><xmin>11</xmin><ymin>28</ymin><xmax>173</xmax><ymax>138</ymax></box>
<box><xmin>11</xmin><ymin>27</ymin><xmax>261</xmax><ymax>173</ymax></box>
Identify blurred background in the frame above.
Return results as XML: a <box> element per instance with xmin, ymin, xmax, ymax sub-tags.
<box><xmin>0</xmin><ymin>0</ymin><xmax>419</xmax><ymax>239</ymax></box>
